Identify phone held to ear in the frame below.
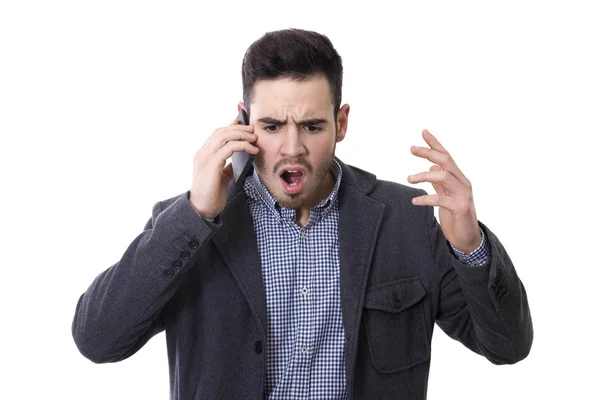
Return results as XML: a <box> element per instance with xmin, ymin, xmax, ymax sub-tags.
<box><xmin>232</xmin><ymin>109</ymin><xmax>254</xmax><ymax>186</ymax></box>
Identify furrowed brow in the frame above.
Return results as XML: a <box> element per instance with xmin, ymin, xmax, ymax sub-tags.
<box><xmin>256</xmin><ymin>117</ymin><xmax>328</xmax><ymax>125</ymax></box>
<box><xmin>299</xmin><ymin>118</ymin><xmax>328</xmax><ymax>125</ymax></box>
<box><xmin>257</xmin><ymin>117</ymin><xmax>286</xmax><ymax>125</ymax></box>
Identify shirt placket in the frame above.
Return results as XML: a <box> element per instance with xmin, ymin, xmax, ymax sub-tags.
<box><xmin>245</xmin><ymin>162</ymin><xmax>344</xmax><ymax>399</ymax></box>
<box><xmin>295</xmin><ymin>222</ymin><xmax>313</xmax><ymax>399</ymax></box>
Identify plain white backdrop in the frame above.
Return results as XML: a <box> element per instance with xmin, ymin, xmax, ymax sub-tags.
<box><xmin>1</xmin><ymin>0</ymin><xmax>598</xmax><ymax>399</ymax></box>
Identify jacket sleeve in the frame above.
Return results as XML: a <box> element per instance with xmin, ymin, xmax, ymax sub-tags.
<box><xmin>71</xmin><ymin>191</ymin><xmax>218</xmax><ymax>363</ymax></box>
<box><xmin>426</xmin><ymin>198</ymin><xmax>534</xmax><ymax>364</ymax></box>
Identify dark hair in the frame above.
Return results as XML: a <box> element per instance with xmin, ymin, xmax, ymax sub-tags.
<box><xmin>241</xmin><ymin>28</ymin><xmax>343</xmax><ymax>119</ymax></box>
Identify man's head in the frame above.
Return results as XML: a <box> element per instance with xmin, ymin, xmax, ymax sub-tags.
<box><xmin>239</xmin><ymin>28</ymin><xmax>350</xmax><ymax>211</ymax></box>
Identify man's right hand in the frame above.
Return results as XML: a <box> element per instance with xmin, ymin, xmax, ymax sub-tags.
<box><xmin>189</xmin><ymin>118</ymin><xmax>259</xmax><ymax>219</ymax></box>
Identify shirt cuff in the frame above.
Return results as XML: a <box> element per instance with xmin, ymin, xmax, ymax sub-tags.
<box><xmin>450</xmin><ymin>227</ymin><xmax>490</xmax><ymax>267</ymax></box>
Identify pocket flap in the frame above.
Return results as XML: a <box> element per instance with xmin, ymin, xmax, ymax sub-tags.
<box><xmin>364</xmin><ymin>277</ymin><xmax>426</xmax><ymax>313</ymax></box>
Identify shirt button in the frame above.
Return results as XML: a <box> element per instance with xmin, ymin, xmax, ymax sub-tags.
<box><xmin>301</xmin><ymin>231</ymin><xmax>306</xmax><ymax>240</ymax></box>
<box><xmin>254</xmin><ymin>340</ymin><xmax>263</xmax><ymax>354</ymax></box>
<box><xmin>300</xmin><ymin>287</ymin><xmax>309</xmax><ymax>295</ymax></box>
<box><xmin>301</xmin><ymin>347</ymin><xmax>308</xmax><ymax>354</ymax></box>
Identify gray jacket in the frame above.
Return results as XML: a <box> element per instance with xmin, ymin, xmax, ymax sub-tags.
<box><xmin>72</xmin><ymin>158</ymin><xmax>533</xmax><ymax>399</ymax></box>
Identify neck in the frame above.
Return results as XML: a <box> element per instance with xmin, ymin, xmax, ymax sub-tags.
<box><xmin>295</xmin><ymin>168</ymin><xmax>336</xmax><ymax>227</ymax></box>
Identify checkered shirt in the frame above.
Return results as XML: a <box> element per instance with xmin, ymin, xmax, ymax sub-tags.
<box><xmin>242</xmin><ymin>160</ymin><xmax>489</xmax><ymax>399</ymax></box>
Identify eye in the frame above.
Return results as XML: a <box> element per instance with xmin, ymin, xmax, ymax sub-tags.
<box><xmin>264</xmin><ymin>124</ymin><xmax>279</xmax><ymax>133</ymax></box>
<box><xmin>304</xmin><ymin>125</ymin><xmax>322</xmax><ymax>133</ymax></box>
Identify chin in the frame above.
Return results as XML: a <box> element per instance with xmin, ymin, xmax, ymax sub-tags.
<box><xmin>277</xmin><ymin>193</ymin><xmax>307</xmax><ymax>210</ymax></box>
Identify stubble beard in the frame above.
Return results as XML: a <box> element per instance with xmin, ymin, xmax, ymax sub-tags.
<box><xmin>254</xmin><ymin>149</ymin><xmax>336</xmax><ymax>210</ymax></box>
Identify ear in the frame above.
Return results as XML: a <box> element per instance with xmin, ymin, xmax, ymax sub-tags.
<box><xmin>335</xmin><ymin>104</ymin><xmax>350</xmax><ymax>143</ymax></box>
<box><xmin>237</xmin><ymin>102</ymin><xmax>247</xmax><ymax>113</ymax></box>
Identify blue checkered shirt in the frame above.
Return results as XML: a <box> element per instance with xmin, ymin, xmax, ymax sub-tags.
<box><xmin>242</xmin><ymin>160</ymin><xmax>490</xmax><ymax>399</ymax></box>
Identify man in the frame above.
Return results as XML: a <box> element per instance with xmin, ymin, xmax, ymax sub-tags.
<box><xmin>72</xmin><ymin>28</ymin><xmax>533</xmax><ymax>399</ymax></box>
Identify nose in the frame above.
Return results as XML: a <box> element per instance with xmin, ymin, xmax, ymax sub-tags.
<box><xmin>280</xmin><ymin>124</ymin><xmax>307</xmax><ymax>158</ymax></box>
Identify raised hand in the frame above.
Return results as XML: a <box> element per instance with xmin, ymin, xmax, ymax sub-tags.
<box><xmin>189</xmin><ymin>118</ymin><xmax>259</xmax><ymax>219</ymax></box>
<box><xmin>407</xmin><ymin>129</ymin><xmax>482</xmax><ymax>253</ymax></box>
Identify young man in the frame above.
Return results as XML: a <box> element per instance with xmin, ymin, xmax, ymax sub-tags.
<box><xmin>72</xmin><ymin>28</ymin><xmax>533</xmax><ymax>399</ymax></box>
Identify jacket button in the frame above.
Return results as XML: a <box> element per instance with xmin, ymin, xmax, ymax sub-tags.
<box><xmin>498</xmin><ymin>287</ymin><xmax>507</xmax><ymax>297</ymax></box>
<box><xmin>254</xmin><ymin>340</ymin><xmax>263</xmax><ymax>354</ymax></box>
<box><xmin>494</xmin><ymin>281</ymin><xmax>503</xmax><ymax>295</ymax></box>
<box><xmin>180</xmin><ymin>250</ymin><xmax>191</xmax><ymax>260</ymax></box>
<box><xmin>164</xmin><ymin>268</ymin><xmax>174</xmax><ymax>278</ymax></box>
<box><xmin>171</xmin><ymin>259</ymin><xmax>183</xmax><ymax>269</ymax></box>
<box><xmin>188</xmin><ymin>239</ymin><xmax>199</xmax><ymax>249</ymax></box>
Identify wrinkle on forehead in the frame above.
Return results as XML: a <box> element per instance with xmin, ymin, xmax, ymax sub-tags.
<box><xmin>273</xmin><ymin>105</ymin><xmax>324</xmax><ymax>122</ymax></box>
<box><xmin>250</xmin><ymin>76</ymin><xmax>334</xmax><ymax>121</ymax></box>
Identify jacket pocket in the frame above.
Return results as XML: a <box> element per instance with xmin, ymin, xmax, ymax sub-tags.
<box><xmin>362</xmin><ymin>276</ymin><xmax>430</xmax><ymax>374</ymax></box>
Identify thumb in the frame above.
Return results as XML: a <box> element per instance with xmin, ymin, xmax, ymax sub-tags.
<box><xmin>221</xmin><ymin>162</ymin><xmax>234</xmax><ymax>183</ymax></box>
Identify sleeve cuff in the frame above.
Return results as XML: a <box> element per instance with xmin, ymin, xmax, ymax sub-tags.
<box><xmin>186</xmin><ymin>191</ymin><xmax>222</xmax><ymax>226</ymax></box>
<box><xmin>450</xmin><ymin>226</ymin><xmax>490</xmax><ymax>267</ymax></box>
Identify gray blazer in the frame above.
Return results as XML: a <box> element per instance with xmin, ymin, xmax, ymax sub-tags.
<box><xmin>72</xmin><ymin>158</ymin><xmax>533</xmax><ymax>399</ymax></box>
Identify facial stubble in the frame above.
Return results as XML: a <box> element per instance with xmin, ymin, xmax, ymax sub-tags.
<box><xmin>253</xmin><ymin>140</ymin><xmax>337</xmax><ymax>210</ymax></box>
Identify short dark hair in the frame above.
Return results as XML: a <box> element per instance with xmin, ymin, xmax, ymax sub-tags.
<box><xmin>241</xmin><ymin>28</ymin><xmax>343</xmax><ymax>119</ymax></box>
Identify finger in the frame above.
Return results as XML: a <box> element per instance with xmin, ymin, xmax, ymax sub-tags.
<box><xmin>429</xmin><ymin>165</ymin><xmax>445</xmax><ymax>195</ymax></box>
<box><xmin>411</xmin><ymin>193</ymin><xmax>461</xmax><ymax>211</ymax></box>
<box><xmin>211</xmin><ymin>129</ymin><xmax>257</xmax><ymax>153</ymax></box>
<box><xmin>216</xmin><ymin>121</ymin><xmax>254</xmax><ymax>136</ymax></box>
<box><xmin>221</xmin><ymin>162</ymin><xmax>234</xmax><ymax>183</ymax></box>
<box><xmin>422</xmin><ymin>129</ymin><xmax>449</xmax><ymax>154</ymax></box>
<box><xmin>214</xmin><ymin>140</ymin><xmax>259</xmax><ymax>164</ymax></box>
<box><xmin>407</xmin><ymin>169</ymin><xmax>469</xmax><ymax>197</ymax></box>
<box><xmin>421</xmin><ymin>130</ymin><xmax>471</xmax><ymax>188</ymax></box>
<box><xmin>410</xmin><ymin>144</ymin><xmax>470</xmax><ymax>188</ymax></box>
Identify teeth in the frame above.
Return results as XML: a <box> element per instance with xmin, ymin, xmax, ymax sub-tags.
<box><xmin>287</xmin><ymin>170</ymin><xmax>298</xmax><ymax>173</ymax></box>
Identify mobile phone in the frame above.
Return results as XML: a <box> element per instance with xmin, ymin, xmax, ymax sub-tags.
<box><xmin>232</xmin><ymin>109</ymin><xmax>254</xmax><ymax>186</ymax></box>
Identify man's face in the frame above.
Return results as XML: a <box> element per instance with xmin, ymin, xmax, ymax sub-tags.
<box><xmin>242</xmin><ymin>74</ymin><xmax>348</xmax><ymax>210</ymax></box>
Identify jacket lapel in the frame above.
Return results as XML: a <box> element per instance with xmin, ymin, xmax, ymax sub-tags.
<box><xmin>336</xmin><ymin>159</ymin><xmax>386</xmax><ymax>394</ymax></box>
<box><xmin>211</xmin><ymin>186</ymin><xmax>268</xmax><ymax>336</ymax></box>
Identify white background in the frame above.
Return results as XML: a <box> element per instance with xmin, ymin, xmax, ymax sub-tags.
<box><xmin>1</xmin><ymin>0</ymin><xmax>598</xmax><ymax>399</ymax></box>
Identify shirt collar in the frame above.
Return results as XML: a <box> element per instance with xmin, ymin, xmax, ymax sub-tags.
<box><xmin>244</xmin><ymin>159</ymin><xmax>343</xmax><ymax>222</ymax></box>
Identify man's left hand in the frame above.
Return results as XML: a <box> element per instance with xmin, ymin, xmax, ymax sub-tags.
<box><xmin>407</xmin><ymin>129</ymin><xmax>482</xmax><ymax>254</ymax></box>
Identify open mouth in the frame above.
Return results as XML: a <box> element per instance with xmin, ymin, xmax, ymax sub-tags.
<box><xmin>281</xmin><ymin>170</ymin><xmax>304</xmax><ymax>185</ymax></box>
<box><xmin>280</xmin><ymin>169</ymin><xmax>306</xmax><ymax>194</ymax></box>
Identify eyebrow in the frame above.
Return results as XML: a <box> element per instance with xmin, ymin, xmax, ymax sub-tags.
<box><xmin>257</xmin><ymin>117</ymin><xmax>328</xmax><ymax>126</ymax></box>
